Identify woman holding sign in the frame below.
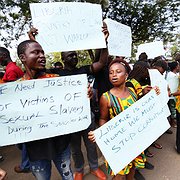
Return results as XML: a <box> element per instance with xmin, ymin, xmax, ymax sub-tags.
<box><xmin>89</xmin><ymin>58</ymin><xmax>148</xmax><ymax>180</ymax></box>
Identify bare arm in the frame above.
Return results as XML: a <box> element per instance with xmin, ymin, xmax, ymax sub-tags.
<box><xmin>99</xmin><ymin>94</ymin><xmax>109</xmax><ymax>126</ymax></box>
<box><xmin>27</xmin><ymin>27</ymin><xmax>38</xmax><ymax>41</ymax></box>
<box><xmin>88</xmin><ymin>94</ymin><xmax>109</xmax><ymax>142</ymax></box>
<box><xmin>0</xmin><ymin>168</ymin><xmax>7</xmax><ymax>180</ymax></box>
<box><xmin>90</xmin><ymin>22</ymin><xmax>109</xmax><ymax>73</ymax></box>
<box><xmin>172</xmin><ymin>90</ymin><xmax>180</xmax><ymax>96</ymax></box>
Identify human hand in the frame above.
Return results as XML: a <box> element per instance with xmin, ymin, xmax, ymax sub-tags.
<box><xmin>27</xmin><ymin>27</ymin><xmax>38</xmax><ymax>41</ymax></box>
<box><xmin>102</xmin><ymin>21</ymin><xmax>109</xmax><ymax>43</ymax></box>
<box><xmin>153</xmin><ymin>86</ymin><xmax>160</xmax><ymax>95</ymax></box>
<box><xmin>88</xmin><ymin>131</ymin><xmax>96</xmax><ymax>143</ymax></box>
<box><xmin>87</xmin><ymin>83</ymin><xmax>93</xmax><ymax>99</ymax></box>
<box><xmin>142</xmin><ymin>85</ymin><xmax>152</xmax><ymax>95</ymax></box>
<box><xmin>0</xmin><ymin>168</ymin><xmax>7</xmax><ymax>180</ymax></box>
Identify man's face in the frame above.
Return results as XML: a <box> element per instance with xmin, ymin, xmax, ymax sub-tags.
<box><xmin>62</xmin><ymin>51</ymin><xmax>78</xmax><ymax>68</ymax></box>
<box><xmin>0</xmin><ymin>53</ymin><xmax>7</xmax><ymax>66</ymax></box>
<box><xmin>21</xmin><ymin>42</ymin><xmax>46</xmax><ymax>72</ymax></box>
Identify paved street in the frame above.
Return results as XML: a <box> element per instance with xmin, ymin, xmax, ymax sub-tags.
<box><xmin>0</xmin><ymin>127</ymin><xmax>179</xmax><ymax>180</ymax></box>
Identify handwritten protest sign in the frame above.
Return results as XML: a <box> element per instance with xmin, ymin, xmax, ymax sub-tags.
<box><xmin>104</xmin><ymin>18</ymin><xmax>132</xmax><ymax>57</ymax></box>
<box><xmin>136</xmin><ymin>41</ymin><xmax>165</xmax><ymax>59</ymax></box>
<box><xmin>30</xmin><ymin>2</ymin><xmax>106</xmax><ymax>53</ymax></box>
<box><xmin>0</xmin><ymin>74</ymin><xmax>91</xmax><ymax>146</ymax></box>
<box><xmin>94</xmin><ymin>90</ymin><xmax>170</xmax><ymax>174</ymax></box>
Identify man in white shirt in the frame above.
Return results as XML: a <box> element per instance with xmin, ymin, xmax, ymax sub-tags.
<box><xmin>166</xmin><ymin>61</ymin><xmax>179</xmax><ymax>127</ymax></box>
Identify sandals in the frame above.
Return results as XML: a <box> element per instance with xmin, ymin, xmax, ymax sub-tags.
<box><xmin>145</xmin><ymin>150</ymin><xmax>154</xmax><ymax>158</ymax></box>
<box><xmin>152</xmin><ymin>142</ymin><xmax>162</xmax><ymax>149</ymax></box>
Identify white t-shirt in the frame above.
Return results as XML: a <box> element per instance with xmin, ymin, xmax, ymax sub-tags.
<box><xmin>166</xmin><ymin>71</ymin><xmax>179</xmax><ymax>93</ymax></box>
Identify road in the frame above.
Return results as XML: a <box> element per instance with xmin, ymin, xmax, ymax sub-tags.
<box><xmin>0</xmin><ymin>127</ymin><xmax>179</xmax><ymax>180</ymax></box>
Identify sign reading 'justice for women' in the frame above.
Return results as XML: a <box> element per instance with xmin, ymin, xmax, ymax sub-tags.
<box><xmin>0</xmin><ymin>74</ymin><xmax>91</xmax><ymax>146</ymax></box>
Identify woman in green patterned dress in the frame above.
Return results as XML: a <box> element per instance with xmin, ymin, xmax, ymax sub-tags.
<box><xmin>89</xmin><ymin>58</ymin><xmax>147</xmax><ymax>180</ymax></box>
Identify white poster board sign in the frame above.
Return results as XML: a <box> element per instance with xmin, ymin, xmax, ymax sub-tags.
<box><xmin>30</xmin><ymin>2</ymin><xmax>106</xmax><ymax>53</ymax></box>
<box><xmin>136</xmin><ymin>41</ymin><xmax>165</xmax><ymax>59</ymax></box>
<box><xmin>104</xmin><ymin>18</ymin><xmax>132</xmax><ymax>57</ymax></box>
<box><xmin>149</xmin><ymin>69</ymin><xmax>169</xmax><ymax>104</ymax></box>
<box><xmin>94</xmin><ymin>90</ymin><xmax>170</xmax><ymax>174</ymax></box>
<box><xmin>0</xmin><ymin>74</ymin><xmax>91</xmax><ymax>146</ymax></box>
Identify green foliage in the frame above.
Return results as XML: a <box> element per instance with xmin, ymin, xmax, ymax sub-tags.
<box><xmin>0</xmin><ymin>0</ymin><xmax>39</xmax><ymax>47</ymax></box>
<box><xmin>76</xmin><ymin>50</ymin><xmax>93</xmax><ymax>67</ymax></box>
<box><xmin>45</xmin><ymin>52</ymin><xmax>62</xmax><ymax>69</ymax></box>
<box><xmin>0</xmin><ymin>0</ymin><xmax>108</xmax><ymax>47</ymax></box>
<box><xmin>1</xmin><ymin>0</ymin><xmax>179</xmax><ymax>63</ymax></box>
<box><xmin>44</xmin><ymin>50</ymin><xmax>93</xmax><ymax>69</ymax></box>
<box><xmin>169</xmin><ymin>34</ymin><xmax>180</xmax><ymax>60</ymax></box>
<box><xmin>104</xmin><ymin>0</ymin><xmax>180</xmax><ymax>43</ymax></box>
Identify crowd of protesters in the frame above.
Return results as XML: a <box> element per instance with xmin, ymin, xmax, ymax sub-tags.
<box><xmin>0</xmin><ymin>23</ymin><xmax>179</xmax><ymax>180</ymax></box>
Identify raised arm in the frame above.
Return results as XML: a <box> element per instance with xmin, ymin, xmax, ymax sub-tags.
<box><xmin>90</xmin><ymin>22</ymin><xmax>109</xmax><ymax>73</ymax></box>
<box><xmin>27</xmin><ymin>27</ymin><xmax>38</xmax><ymax>41</ymax></box>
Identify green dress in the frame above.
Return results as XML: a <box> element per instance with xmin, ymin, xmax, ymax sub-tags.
<box><xmin>103</xmin><ymin>87</ymin><xmax>146</xmax><ymax>175</ymax></box>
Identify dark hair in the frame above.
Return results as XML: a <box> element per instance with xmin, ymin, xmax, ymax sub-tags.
<box><xmin>61</xmin><ymin>51</ymin><xmax>76</xmax><ymax>60</ymax></box>
<box><xmin>139</xmin><ymin>52</ymin><xmax>148</xmax><ymax>61</ymax></box>
<box><xmin>108</xmin><ymin>58</ymin><xmax>131</xmax><ymax>74</ymax></box>
<box><xmin>0</xmin><ymin>47</ymin><xmax>10</xmax><ymax>57</ymax></box>
<box><xmin>54</xmin><ymin>61</ymin><xmax>63</xmax><ymax>67</ymax></box>
<box><xmin>0</xmin><ymin>72</ymin><xmax>4</xmax><ymax>78</ymax></box>
<box><xmin>128</xmin><ymin>61</ymin><xmax>150</xmax><ymax>80</ymax></box>
<box><xmin>175</xmin><ymin>52</ymin><xmax>180</xmax><ymax>62</ymax></box>
<box><xmin>168</xmin><ymin>61</ymin><xmax>179</xmax><ymax>71</ymax></box>
<box><xmin>151</xmin><ymin>56</ymin><xmax>168</xmax><ymax>71</ymax></box>
<box><xmin>17</xmin><ymin>40</ymin><xmax>37</xmax><ymax>57</ymax></box>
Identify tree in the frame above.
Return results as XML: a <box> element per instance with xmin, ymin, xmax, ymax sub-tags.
<box><xmin>0</xmin><ymin>0</ymin><xmax>108</xmax><ymax>47</ymax></box>
<box><xmin>0</xmin><ymin>0</ymin><xmax>39</xmax><ymax>47</ymax></box>
<box><xmin>103</xmin><ymin>0</ymin><xmax>180</xmax><ymax>44</ymax></box>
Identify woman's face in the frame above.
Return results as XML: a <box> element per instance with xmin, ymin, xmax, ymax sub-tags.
<box><xmin>109</xmin><ymin>63</ymin><xmax>128</xmax><ymax>87</ymax></box>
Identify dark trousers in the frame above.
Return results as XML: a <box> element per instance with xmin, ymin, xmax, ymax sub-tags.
<box><xmin>70</xmin><ymin>113</ymin><xmax>98</xmax><ymax>173</ymax></box>
<box><xmin>176</xmin><ymin>110</ymin><xmax>180</xmax><ymax>153</ymax></box>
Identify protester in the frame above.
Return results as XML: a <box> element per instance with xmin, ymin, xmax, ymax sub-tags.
<box><xmin>175</xmin><ymin>52</ymin><xmax>180</xmax><ymax>64</ymax></box>
<box><xmin>61</xmin><ymin>50</ymin><xmax>108</xmax><ymax>180</ymax></box>
<box><xmin>126</xmin><ymin>61</ymin><xmax>155</xmax><ymax>180</ymax></box>
<box><xmin>28</xmin><ymin>22</ymin><xmax>109</xmax><ymax>180</ymax></box>
<box><xmin>138</xmin><ymin>52</ymin><xmax>148</xmax><ymax>62</ymax></box>
<box><xmin>0</xmin><ymin>72</ymin><xmax>4</xmax><ymax>83</ymax></box>
<box><xmin>88</xmin><ymin>58</ymin><xmax>156</xmax><ymax>180</ymax></box>
<box><xmin>0</xmin><ymin>47</ymin><xmax>24</xmax><ymax>82</ymax></box>
<box><xmin>151</xmin><ymin>57</ymin><xmax>173</xmax><ymax>134</ymax></box>
<box><xmin>57</xmin><ymin>26</ymin><xmax>108</xmax><ymax>180</ymax></box>
<box><xmin>46</xmin><ymin>61</ymin><xmax>63</xmax><ymax>74</ymax></box>
<box><xmin>173</xmin><ymin>84</ymin><xmax>180</xmax><ymax>153</ymax></box>
<box><xmin>166</xmin><ymin>61</ymin><xmax>179</xmax><ymax>128</ymax></box>
<box><xmin>54</xmin><ymin>61</ymin><xmax>63</xmax><ymax>69</ymax></box>
<box><xmin>171</xmin><ymin>52</ymin><xmax>180</xmax><ymax>153</ymax></box>
<box><xmin>17</xmin><ymin>39</ymin><xmax>74</xmax><ymax>180</ymax></box>
<box><xmin>151</xmin><ymin>56</ymin><xmax>168</xmax><ymax>75</ymax></box>
<box><xmin>14</xmin><ymin>144</ymin><xmax>31</xmax><ymax>174</ymax></box>
<box><xmin>92</xmin><ymin>55</ymin><xmax>114</xmax><ymax>122</ymax></box>
<box><xmin>0</xmin><ymin>47</ymin><xmax>30</xmax><ymax>173</ymax></box>
<box><xmin>0</xmin><ymin>168</ymin><xmax>6</xmax><ymax>180</ymax></box>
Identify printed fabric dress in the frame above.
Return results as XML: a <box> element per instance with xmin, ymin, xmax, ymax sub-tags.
<box><xmin>176</xmin><ymin>78</ymin><xmax>180</xmax><ymax>113</ymax></box>
<box><xmin>103</xmin><ymin>87</ymin><xmax>146</xmax><ymax>175</ymax></box>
